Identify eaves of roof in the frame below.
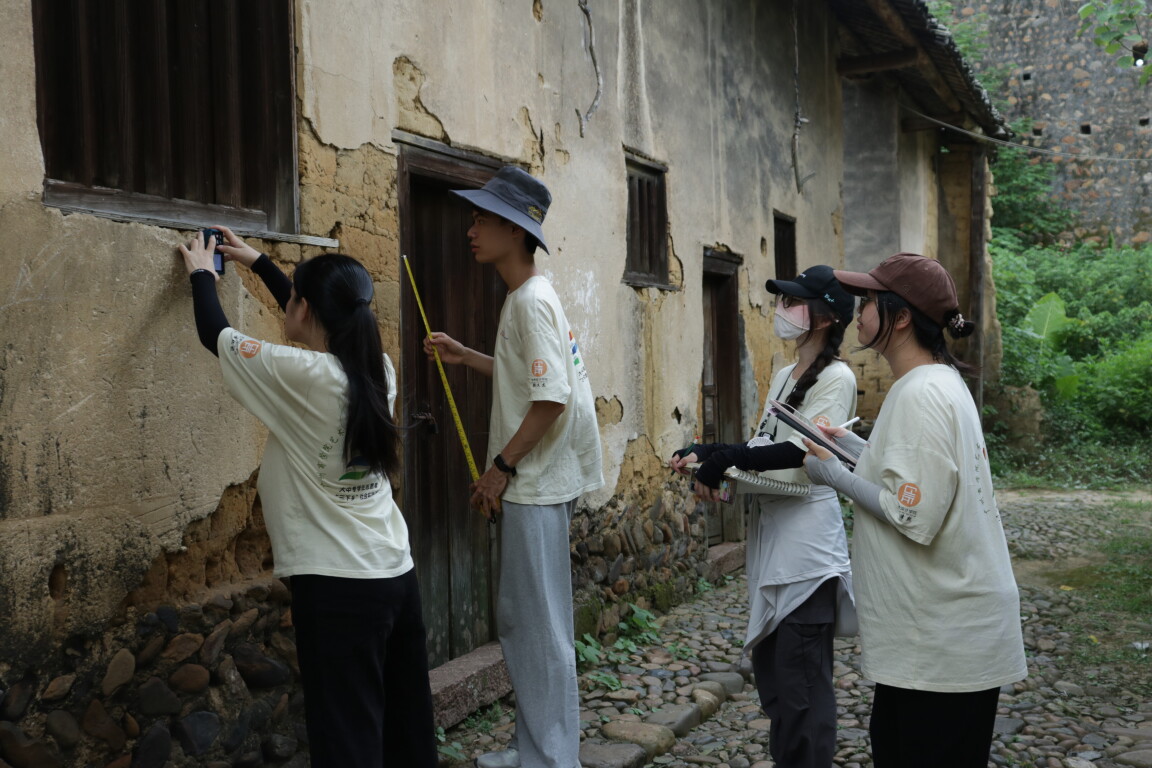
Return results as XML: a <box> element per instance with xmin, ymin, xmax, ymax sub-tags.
<box><xmin>829</xmin><ymin>0</ymin><xmax>1009</xmax><ymax>140</ymax></box>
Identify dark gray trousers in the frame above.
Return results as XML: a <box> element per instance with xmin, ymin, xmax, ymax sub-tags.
<box><xmin>751</xmin><ymin>576</ymin><xmax>839</xmax><ymax>768</ymax></box>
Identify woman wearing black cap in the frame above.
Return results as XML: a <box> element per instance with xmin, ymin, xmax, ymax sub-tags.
<box><xmin>669</xmin><ymin>265</ymin><xmax>858</xmax><ymax>768</ymax></box>
<box><xmin>803</xmin><ymin>253</ymin><xmax>1026</xmax><ymax>768</ymax></box>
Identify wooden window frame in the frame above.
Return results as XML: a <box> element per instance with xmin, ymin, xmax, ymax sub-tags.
<box><xmin>773</xmin><ymin>212</ymin><xmax>798</xmax><ymax>281</ymax></box>
<box><xmin>623</xmin><ymin>150</ymin><xmax>672</xmax><ymax>289</ymax></box>
<box><xmin>32</xmin><ymin>0</ymin><xmax>302</xmax><ymax>238</ymax></box>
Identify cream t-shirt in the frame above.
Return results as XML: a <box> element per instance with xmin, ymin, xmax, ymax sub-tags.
<box><xmin>490</xmin><ymin>276</ymin><xmax>604</xmax><ymax>505</ymax></box>
<box><xmin>852</xmin><ymin>364</ymin><xmax>1027</xmax><ymax>692</ymax></box>
<box><xmin>751</xmin><ymin>360</ymin><xmax>857</xmax><ymax>486</ymax></box>
<box><xmin>217</xmin><ymin>328</ymin><xmax>413</xmax><ymax>579</ymax></box>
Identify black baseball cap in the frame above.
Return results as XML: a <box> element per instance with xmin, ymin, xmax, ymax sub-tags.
<box><xmin>766</xmin><ymin>265</ymin><xmax>855</xmax><ymax>326</ymax></box>
<box><xmin>451</xmin><ymin>166</ymin><xmax>551</xmax><ymax>254</ymax></box>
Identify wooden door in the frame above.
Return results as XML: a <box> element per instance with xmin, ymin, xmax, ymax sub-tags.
<box><xmin>701</xmin><ymin>248</ymin><xmax>744</xmax><ymax>544</ymax></box>
<box><xmin>398</xmin><ymin>143</ymin><xmax>505</xmax><ymax>667</ymax></box>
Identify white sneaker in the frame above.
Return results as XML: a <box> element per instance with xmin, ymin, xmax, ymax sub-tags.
<box><xmin>475</xmin><ymin>748</ymin><xmax>520</xmax><ymax>768</ymax></box>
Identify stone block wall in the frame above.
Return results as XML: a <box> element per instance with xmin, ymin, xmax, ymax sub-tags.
<box><xmin>569</xmin><ymin>442</ymin><xmax>717</xmax><ymax>642</ymax></box>
<box><xmin>958</xmin><ymin>0</ymin><xmax>1152</xmax><ymax>243</ymax></box>
<box><xmin>0</xmin><ymin>578</ymin><xmax>307</xmax><ymax>768</ymax></box>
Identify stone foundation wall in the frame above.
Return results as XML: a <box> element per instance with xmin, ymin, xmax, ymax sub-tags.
<box><xmin>0</xmin><ymin>578</ymin><xmax>306</xmax><ymax>768</ymax></box>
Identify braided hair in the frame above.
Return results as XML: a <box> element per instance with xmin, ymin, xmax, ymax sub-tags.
<box><xmin>785</xmin><ymin>298</ymin><xmax>847</xmax><ymax>409</ymax></box>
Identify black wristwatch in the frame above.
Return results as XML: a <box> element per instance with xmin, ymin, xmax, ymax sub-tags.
<box><xmin>493</xmin><ymin>454</ymin><xmax>517</xmax><ymax>477</ymax></box>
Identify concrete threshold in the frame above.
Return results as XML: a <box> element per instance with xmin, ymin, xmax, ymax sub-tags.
<box><xmin>430</xmin><ymin>641</ymin><xmax>512</xmax><ymax>730</ymax></box>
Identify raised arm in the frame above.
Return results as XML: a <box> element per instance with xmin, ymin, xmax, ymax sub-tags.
<box><xmin>214</xmin><ymin>225</ymin><xmax>292</xmax><ymax>310</ymax></box>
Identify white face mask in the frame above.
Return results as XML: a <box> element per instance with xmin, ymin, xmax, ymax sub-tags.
<box><xmin>773</xmin><ymin>303</ymin><xmax>810</xmax><ymax>340</ymax></box>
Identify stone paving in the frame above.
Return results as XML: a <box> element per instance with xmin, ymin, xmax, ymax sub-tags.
<box><xmin>439</xmin><ymin>491</ymin><xmax>1152</xmax><ymax>768</ymax></box>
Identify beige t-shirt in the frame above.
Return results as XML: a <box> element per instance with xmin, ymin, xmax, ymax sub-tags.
<box><xmin>852</xmin><ymin>364</ymin><xmax>1027</xmax><ymax>692</ymax></box>
<box><xmin>752</xmin><ymin>360</ymin><xmax>857</xmax><ymax>486</ymax></box>
<box><xmin>217</xmin><ymin>328</ymin><xmax>413</xmax><ymax>579</ymax></box>
<box><xmin>490</xmin><ymin>276</ymin><xmax>604</xmax><ymax>505</ymax></box>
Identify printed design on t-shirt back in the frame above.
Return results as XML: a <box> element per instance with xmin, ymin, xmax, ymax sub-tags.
<box><xmin>340</xmin><ymin>456</ymin><xmax>372</xmax><ymax>481</ymax></box>
<box><xmin>570</xmin><ymin>330</ymin><xmax>590</xmax><ymax>384</ymax></box>
<box><xmin>972</xmin><ymin>442</ymin><xmax>1000</xmax><ymax>520</ymax></box>
<box><xmin>319</xmin><ymin>428</ymin><xmax>382</xmax><ymax>501</ymax></box>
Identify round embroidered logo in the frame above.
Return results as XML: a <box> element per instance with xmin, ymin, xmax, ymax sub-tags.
<box><xmin>239</xmin><ymin>339</ymin><xmax>262</xmax><ymax>359</ymax></box>
<box><xmin>897</xmin><ymin>482</ymin><xmax>922</xmax><ymax>507</ymax></box>
<box><xmin>531</xmin><ymin>359</ymin><xmax>548</xmax><ymax>377</ymax></box>
<box><xmin>813</xmin><ymin>415</ymin><xmax>831</xmax><ymax>428</ymax></box>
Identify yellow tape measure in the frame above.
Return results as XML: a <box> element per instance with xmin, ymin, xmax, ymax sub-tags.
<box><xmin>402</xmin><ymin>254</ymin><xmax>481</xmax><ymax>483</ymax></box>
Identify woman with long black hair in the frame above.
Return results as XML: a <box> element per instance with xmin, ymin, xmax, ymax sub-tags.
<box><xmin>175</xmin><ymin>226</ymin><xmax>436</xmax><ymax>768</ymax></box>
<box><xmin>804</xmin><ymin>253</ymin><xmax>1026</xmax><ymax>768</ymax></box>
<box><xmin>669</xmin><ymin>265</ymin><xmax>857</xmax><ymax>768</ymax></box>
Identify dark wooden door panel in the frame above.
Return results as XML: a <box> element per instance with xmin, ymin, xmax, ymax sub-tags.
<box><xmin>399</xmin><ymin>149</ymin><xmax>503</xmax><ymax>667</ymax></box>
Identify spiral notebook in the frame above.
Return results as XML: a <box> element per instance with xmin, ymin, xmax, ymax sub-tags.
<box><xmin>686</xmin><ymin>463</ymin><xmax>811</xmax><ymax>501</ymax></box>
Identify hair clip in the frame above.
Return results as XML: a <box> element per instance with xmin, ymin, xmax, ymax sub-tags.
<box><xmin>949</xmin><ymin>313</ymin><xmax>966</xmax><ymax>331</ymax></box>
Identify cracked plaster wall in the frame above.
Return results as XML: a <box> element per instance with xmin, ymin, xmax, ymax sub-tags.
<box><xmin>0</xmin><ymin>0</ymin><xmax>984</xmax><ymax>674</ymax></box>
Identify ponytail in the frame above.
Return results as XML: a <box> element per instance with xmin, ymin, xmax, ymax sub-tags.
<box><xmin>786</xmin><ymin>299</ymin><xmax>847</xmax><ymax>408</ymax></box>
<box><xmin>293</xmin><ymin>254</ymin><xmax>401</xmax><ymax>477</ymax></box>
<box><xmin>864</xmin><ymin>291</ymin><xmax>979</xmax><ymax>377</ymax></box>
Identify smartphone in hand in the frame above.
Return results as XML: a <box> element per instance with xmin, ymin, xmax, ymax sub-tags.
<box><xmin>201</xmin><ymin>228</ymin><xmax>226</xmax><ymax>275</ymax></box>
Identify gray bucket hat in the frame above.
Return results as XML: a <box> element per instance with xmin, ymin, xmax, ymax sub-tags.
<box><xmin>451</xmin><ymin>166</ymin><xmax>551</xmax><ymax>254</ymax></box>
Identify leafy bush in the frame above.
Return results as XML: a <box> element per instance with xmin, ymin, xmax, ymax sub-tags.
<box><xmin>1071</xmin><ymin>333</ymin><xmax>1152</xmax><ymax>436</ymax></box>
<box><xmin>990</xmin><ymin>228</ymin><xmax>1152</xmax><ymax>478</ymax></box>
<box><xmin>990</xmin><ymin>134</ymin><xmax>1075</xmax><ymax>243</ymax></box>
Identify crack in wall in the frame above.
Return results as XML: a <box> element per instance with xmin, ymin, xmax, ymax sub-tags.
<box><xmin>577</xmin><ymin>0</ymin><xmax>604</xmax><ymax>137</ymax></box>
<box><xmin>393</xmin><ymin>56</ymin><xmax>448</xmax><ymax>143</ymax></box>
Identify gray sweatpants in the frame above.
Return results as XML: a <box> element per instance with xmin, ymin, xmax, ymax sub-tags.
<box><xmin>498</xmin><ymin>499</ymin><xmax>580</xmax><ymax>768</ymax></box>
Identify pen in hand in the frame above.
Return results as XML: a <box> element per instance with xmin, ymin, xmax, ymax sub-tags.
<box><xmin>836</xmin><ymin>417</ymin><xmax>860</xmax><ymax>430</ymax></box>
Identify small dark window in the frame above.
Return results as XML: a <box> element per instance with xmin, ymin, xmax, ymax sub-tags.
<box><xmin>1032</xmin><ymin>127</ymin><xmax>1044</xmax><ymax>136</ymax></box>
<box><xmin>1080</xmin><ymin>124</ymin><xmax>1092</xmax><ymax>135</ymax></box>
<box><xmin>773</xmin><ymin>213</ymin><xmax>797</xmax><ymax>281</ymax></box>
<box><xmin>1141</xmin><ymin>118</ymin><xmax>1150</xmax><ymax>127</ymax></box>
<box><xmin>1022</xmin><ymin>71</ymin><xmax>1032</xmax><ymax>81</ymax></box>
<box><xmin>32</xmin><ymin>0</ymin><xmax>298</xmax><ymax>232</ymax></box>
<box><xmin>623</xmin><ymin>152</ymin><xmax>669</xmax><ymax>288</ymax></box>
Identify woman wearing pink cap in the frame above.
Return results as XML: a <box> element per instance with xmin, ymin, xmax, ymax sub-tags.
<box><xmin>801</xmin><ymin>253</ymin><xmax>1026</xmax><ymax>768</ymax></box>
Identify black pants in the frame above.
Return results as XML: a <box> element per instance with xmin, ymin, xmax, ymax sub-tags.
<box><xmin>291</xmin><ymin>569</ymin><xmax>437</xmax><ymax>768</ymax></box>
<box><xmin>751</xmin><ymin>577</ymin><xmax>838</xmax><ymax>768</ymax></box>
<box><xmin>869</xmin><ymin>683</ymin><xmax>1001</xmax><ymax>768</ymax></box>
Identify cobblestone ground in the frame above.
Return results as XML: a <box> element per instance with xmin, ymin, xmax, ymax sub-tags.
<box><xmin>439</xmin><ymin>491</ymin><xmax>1152</xmax><ymax>768</ymax></box>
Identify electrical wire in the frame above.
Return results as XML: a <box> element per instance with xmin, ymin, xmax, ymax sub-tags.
<box><xmin>903</xmin><ymin>105</ymin><xmax>1152</xmax><ymax>164</ymax></box>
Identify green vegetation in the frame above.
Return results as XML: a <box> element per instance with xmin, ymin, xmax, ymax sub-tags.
<box><xmin>586</xmin><ymin>670</ymin><xmax>623</xmax><ymax>691</ymax></box>
<box><xmin>436</xmin><ymin>727</ymin><xmax>468</xmax><ymax>761</ymax></box>
<box><xmin>461</xmin><ymin>703</ymin><xmax>507</xmax><ymax>734</ymax></box>
<box><xmin>1076</xmin><ymin>0</ymin><xmax>1152</xmax><ymax>84</ymax></box>
<box><xmin>574</xmin><ymin>601</ymin><xmax>699</xmax><ymax>673</ymax></box>
<box><xmin>988</xmin><ymin>229</ymin><xmax>1152</xmax><ymax>487</ymax></box>
<box><xmin>1044</xmin><ymin>500</ymin><xmax>1152</xmax><ymax>679</ymax></box>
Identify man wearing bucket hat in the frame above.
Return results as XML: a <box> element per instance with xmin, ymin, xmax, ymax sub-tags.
<box><xmin>801</xmin><ymin>253</ymin><xmax>1026</xmax><ymax>768</ymax></box>
<box><xmin>424</xmin><ymin>166</ymin><xmax>603</xmax><ymax>768</ymax></box>
<box><xmin>668</xmin><ymin>264</ymin><xmax>858</xmax><ymax>768</ymax></box>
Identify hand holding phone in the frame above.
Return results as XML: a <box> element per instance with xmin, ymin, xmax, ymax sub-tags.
<box><xmin>201</xmin><ymin>228</ymin><xmax>226</xmax><ymax>275</ymax></box>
